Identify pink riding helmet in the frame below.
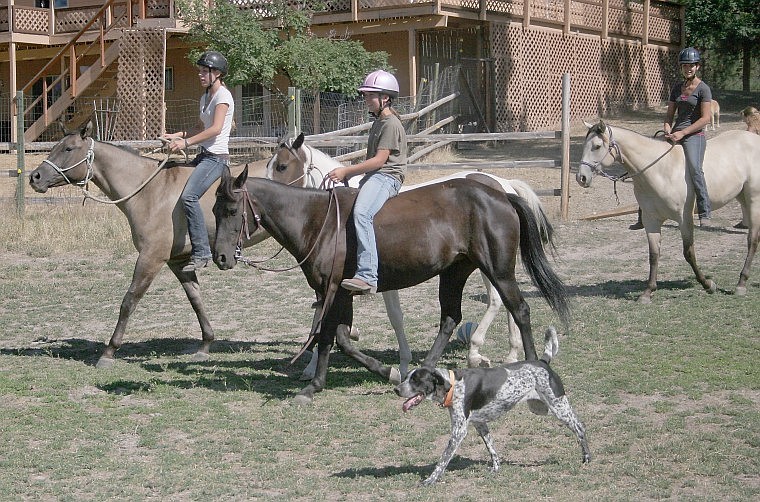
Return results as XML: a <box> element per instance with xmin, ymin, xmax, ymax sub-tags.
<box><xmin>358</xmin><ymin>70</ymin><xmax>399</xmax><ymax>98</ymax></box>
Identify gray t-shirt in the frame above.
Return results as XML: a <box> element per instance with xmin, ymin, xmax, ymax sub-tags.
<box><xmin>364</xmin><ymin>113</ymin><xmax>407</xmax><ymax>184</ymax></box>
<box><xmin>669</xmin><ymin>80</ymin><xmax>712</xmax><ymax>133</ymax></box>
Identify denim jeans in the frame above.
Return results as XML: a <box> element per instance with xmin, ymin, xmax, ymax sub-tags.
<box><xmin>681</xmin><ymin>133</ymin><xmax>711</xmax><ymax>218</ymax></box>
<box><xmin>353</xmin><ymin>172</ymin><xmax>402</xmax><ymax>286</ymax></box>
<box><xmin>182</xmin><ymin>155</ymin><xmax>227</xmax><ymax>259</ymax></box>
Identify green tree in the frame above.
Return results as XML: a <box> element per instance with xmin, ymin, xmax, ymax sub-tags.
<box><xmin>176</xmin><ymin>0</ymin><xmax>390</xmax><ymax>93</ymax></box>
<box><xmin>684</xmin><ymin>0</ymin><xmax>760</xmax><ymax>91</ymax></box>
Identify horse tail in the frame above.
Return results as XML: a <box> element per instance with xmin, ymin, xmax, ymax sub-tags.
<box><xmin>507</xmin><ymin>179</ymin><xmax>556</xmax><ymax>252</ymax></box>
<box><xmin>507</xmin><ymin>193</ymin><xmax>570</xmax><ymax>327</ymax></box>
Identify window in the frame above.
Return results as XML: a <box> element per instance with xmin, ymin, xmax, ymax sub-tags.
<box><xmin>165</xmin><ymin>67</ymin><xmax>174</xmax><ymax>91</ymax></box>
<box><xmin>54</xmin><ymin>0</ymin><xmax>68</xmax><ymax>8</ymax></box>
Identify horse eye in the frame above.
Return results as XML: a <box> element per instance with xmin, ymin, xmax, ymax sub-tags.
<box><xmin>276</xmin><ymin>163</ymin><xmax>287</xmax><ymax>173</ymax></box>
<box><xmin>592</xmin><ymin>144</ymin><xmax>601</xmax><ymax>151</ymax></box>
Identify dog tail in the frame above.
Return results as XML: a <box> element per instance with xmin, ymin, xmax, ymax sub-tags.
<box><xmin>539</xmin><ymin>326</ymin><xmax>559</xmax><ymax>364</ymax></box>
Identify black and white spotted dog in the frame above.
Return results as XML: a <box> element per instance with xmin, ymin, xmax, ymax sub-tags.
<box><xmin>394</xmin><ymin>327</ymin><xmax>590</xmax><ymax>485</ymax></box>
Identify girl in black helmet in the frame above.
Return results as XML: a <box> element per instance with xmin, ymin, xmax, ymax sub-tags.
<box><xmin>665</xmin><ymin>47</ymin><xmax>713</xmax><ymax>226</ymax></box>
<box><xmin>164</xmin><ymin>50</ymin><xmax>234</xmax><ymax>271</ymax></box>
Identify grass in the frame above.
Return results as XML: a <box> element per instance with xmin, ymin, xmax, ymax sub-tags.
<box><xmin>1</xmin><ymin>172</ymin><xmax>759</xmax><ymax>500</ymax></box>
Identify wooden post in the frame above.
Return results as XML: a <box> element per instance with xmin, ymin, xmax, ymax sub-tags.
<box><xmin>560</xmin><ymin>73</ymin><xmax>570</xmax><ymax>221</ymax></box>
<box><xmin>15</xmin><ymin>91</ymin><xmax>25</xmax><ymax>218</ymax></box>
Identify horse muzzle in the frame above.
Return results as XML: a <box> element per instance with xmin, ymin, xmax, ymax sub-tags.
<box><xmin>213</xmin><ymin>249</ymin><xmax>237</xmax><ymax>270</ymax></box>
<box><xmin>576</xmin><ymin>161</ymin><xmax>597</xmax><ymax>188</ymax></box>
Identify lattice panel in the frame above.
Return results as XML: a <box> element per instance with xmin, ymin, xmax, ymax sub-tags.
<box><xmin>572</xmin><ymin>0</ymin><xmax>603</xmax><ymax>31</ymax></box>
<box><xmin>114</xmin><ymin>29</ymin><xmax>165</xmax><ymax>141</ymax></box>
<box><xmin>480</xmin><ymin>0</ymin><xmax>523</xmax><ymax>16</ymax></box>
<box><xmin>608</xmin><ymin>6</ymin><xmax>643</xmax><ymax>37</ymax></box>
<box><xmin>490</xmin><ymin>22</ymin><xmax>675</xmax><ymax>131</ymax></box>
<box><xmin>145</xmin><ymin>0</ymin><xmax>171</xmax><ymax>18</ymax></box>
<box><xmin>13</xmin><ymin>7</ymin><xmax>49</xmax><ymax>34</ymax></box>
<box><xmin>648</xmin><ymin>4</ymin><xmax>681</xmax><ymax>42</ymax></box>
<box><xmin>55</xmin><ymin>8</ymin><xmax>101</xmax><ymax>34</ymax></box>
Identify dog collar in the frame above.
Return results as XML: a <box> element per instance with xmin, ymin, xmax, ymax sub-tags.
<box><xmin>442</xmin><ymin>370</ymin><xmax>456</xmax><ymax>408</ymax></box>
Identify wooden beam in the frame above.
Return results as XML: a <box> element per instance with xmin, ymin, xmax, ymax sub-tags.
<box><xmin>580</xmin><ymin>204</ymin><xmax>639</xmax><ymax>220</ymax></box>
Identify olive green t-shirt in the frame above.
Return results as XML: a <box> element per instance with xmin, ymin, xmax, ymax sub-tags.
<box><xmin>365</xmin><ymin>113</ymin><xmax>407</xmax><ymax>184</ymax></box>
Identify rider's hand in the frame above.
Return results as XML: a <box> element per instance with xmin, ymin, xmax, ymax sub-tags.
<box><xmin>327</xmin><ymin>167</ymin><xmax>349</xmax><ymax>184</ymax></box>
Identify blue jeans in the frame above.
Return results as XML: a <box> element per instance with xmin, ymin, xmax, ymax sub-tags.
<box><xmin>353</xmin><ymin>172</ymin><xmax>402</xmax><ymax>286</ymax></box>
<box><xmin>681</xmin><ymin>133</ymin><xmax>710</xmax><ymax>218</ymax></box>
<box><xmin>182</xmin><ymin>155</ymin><xmax>227</xmax><ymax>259</ymax></box>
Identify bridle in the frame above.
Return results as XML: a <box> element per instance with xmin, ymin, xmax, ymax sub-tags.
<box><xmin>275</xmin><ymin>142</ymin><xmax>325</xmax><ymax>188</ymax></box>
<box><xmin>42</xmin><ymin>137</ymin><xmax>96</xmax><ymax>187</ymax></box>
<box><xmin>231</xmin><ymin>182</ymin><xmax>341</xmax><ymax>273</ymax></box>
<box><xmin>578</xmin><ymin>125</ymin><xmax>623</xmax><ymax>182</ymax></box>
<box><xmin>579</xmin><ymin>125</ymin><xmax>675</xmax><ymax>202</ymax></box>
<box><xmin>42</xmin><ymin>136</ymin><xmax>175</xmax><ymax>205</ymax></box>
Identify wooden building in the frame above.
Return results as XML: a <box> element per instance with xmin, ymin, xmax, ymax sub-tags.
<box><xmin>0</xmin><ymin>0</ymin><xmax>684</xmax><ymax>142</ymax></box>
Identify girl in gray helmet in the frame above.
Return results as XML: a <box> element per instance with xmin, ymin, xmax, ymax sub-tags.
<box><xmin>327</xmin><ymin>70</ymin><xmax>407</xmax><ymax>294</ymax></box>
<box><xmin>632</xmin><ymin>47</ymin><xmax>714</xmax><ymax>229</ymax></box>
<box><xmin>164</xmin><ymin>50</ymin><xmax>234</xmax><ymax>271</ymax></box>
<box><xmin>665</xmin><ymin>47</ymin><xmax>713</xmax><ymax>225</ymax></box>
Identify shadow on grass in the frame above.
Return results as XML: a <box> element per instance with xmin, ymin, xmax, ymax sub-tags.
<box><xmin>0</xmin><ymin>336</ymin><xmax>418</xmax><ymax>401</ymax></box>
<box><xmin>333</xmin><ymin>455</ymin><xmax>555</xmax><ymax>481</ymax></box>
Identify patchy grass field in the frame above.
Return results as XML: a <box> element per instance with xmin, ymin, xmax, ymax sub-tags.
<box><xmin>1</xmin><ymin>104</ymin><xmax>758</xmax><ymax>499</ymax></box>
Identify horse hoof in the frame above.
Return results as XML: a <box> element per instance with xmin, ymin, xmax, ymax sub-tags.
<box><xmin>350</xmin><ymin>326</ymin><xmax>360</xmax><ymax>341</ymax></box>
<box><xmin>293</xmin><ymin>394</ymin><xmax>313</xmax><ymax>406</ymax></box>
<box><xmin>735</xmin><ymin>286</ymin><xmax>747</xmax><ymax>296</ymax></box>
<box><xmin>96</xmin><ymin>357</ymin><xmax>115</xmax><ymax>369</ymax></box>
<box><xmin>637</xmin><ymin>295</ymin><xmax>652</xmax><ymax>304</ymax></box>
<box><xmin>389</xmin><ymin>367</ymin><xmax>401</xmax><ymax>385</ymax></box>
<box><xmin>191</xmin><ymin>351</ymin><xmax>210</xmax><ymax>362</ymax></box>
<box><xmin>706</xmin><ymin>280</ymin><xmax>717</xmax><ymax>294</ymax></box>
<box><xmin>299</xmin><ymin>371</ymin><xmax>314</xmax><ymax>381</ymax></box>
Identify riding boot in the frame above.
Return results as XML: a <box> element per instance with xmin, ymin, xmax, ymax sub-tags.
<box><xmin>629</xmin><ymin>208</ymin><xmax>644</xmax><ymax>230</ymax></box>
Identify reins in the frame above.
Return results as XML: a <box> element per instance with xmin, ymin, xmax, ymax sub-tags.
<box><xmin>44</xmin><ymin>137</ymin><xmax>186</xmax><ymax>205</ymax></box>
<box><xmin>232</xmin><ymin>176</ymin><xmax>342</xmax><ymax>273</ymax></box>
<box><xmin>581</xmin><ymin>125</ymin><xmax>675</xmax><ymax>204</ymax></box>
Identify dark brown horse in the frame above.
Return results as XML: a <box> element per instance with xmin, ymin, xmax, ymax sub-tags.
<box><xmin>28</xmin><ymin>122</ymin><xmax>270</xmax><ymax>367</ymax></box>
<box><xmin>213</xmin><ymin>166</ymin><xmax>570</xmax><ymax>404</ymax></box>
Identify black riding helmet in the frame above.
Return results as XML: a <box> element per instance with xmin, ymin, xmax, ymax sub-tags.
<box><xmin>678</xmin><ymin>47</ymin><xmax>701</xmax><ymax>65</ymax></box>
<box><xmin>197</xmin><ymin>51</ymin><xmax>228</xmax><ymax>76</ymax></box>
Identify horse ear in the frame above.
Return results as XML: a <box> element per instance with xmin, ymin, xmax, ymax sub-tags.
<box><xmin>234</xmin><ymin>164</ymin><xmax>249</xmax><ymax>190</ymax></box>
<box><xmin>597</xmin><ymin>119</ymin><xmax>606</xmax><ymax>132</ymax></box>
<box><xmin>292</xmin><ymin>132</ymin><xmax>304</xmax><ymax>150</ymax></box>
<box><xmin>81</xmin><ymin>121</ymin><xmax>94</xmax><ymax>139</ymax></box>
<box><xmin>583</xmin><ymin>120</ymin><xmax>595</xmax><ymax>129</ymax></box>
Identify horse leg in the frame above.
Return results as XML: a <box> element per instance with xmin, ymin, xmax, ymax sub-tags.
<box><xmin>490</xmin><ymin>276</ymin><xmax>537</xmax><ymax>361</ymax></box>
<box><xmin>679</xmin><ymin>224</ymin><xmax>717</xmax><ymax>295</ymax></box>
<box><xmin>639</xmin><ymin>230</ymin><xmax>663</xmax><ymax>304</ymax></box>
<box><xmin>97</xmin><ymin>255</ymin><xmax>166</xmax><ymax>368</ymax></box>
<box><xmin>467</xmin><ymin>272</ymin><xmax>522</xmax><ymax>367</ymax></box>
<box><xmin>422</xmin><ymin>266</ymin><xmax>470</xmax><ymax>369</ymax></box>
<box><xmin>335</xmin><ymin>324</ymin><xmax>399</xmax><ymax>384</ymax></box>
<box><xmin>381</xmin><ymin>290</ymin><xmax>411</xmax><ymax>379</ymax></box>
<box><xmin>167</xmin><ymin>263</ymin><xmax>219</xmax><ymax>361</ymax></box>
<box><xmin>293</xmin><ymin>335</ymin><xmax>333</xmax><ymax>406</ymax></box>
<box><xmin>735</xmin><ymin>223</ymin><xmax>759</xmax><ymax>295</ymax></box>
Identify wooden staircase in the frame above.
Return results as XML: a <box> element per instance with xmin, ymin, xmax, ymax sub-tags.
<box><xmin>20</xmin><ymin>0</ymin><xmax>133</xmax><ymax>143</ymax></box>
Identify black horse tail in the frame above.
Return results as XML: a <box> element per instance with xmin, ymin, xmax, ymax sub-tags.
<box><xmin>507</xmin><ymin>193</ymin><xmax>571</xmax><ymax>328</ymax></box>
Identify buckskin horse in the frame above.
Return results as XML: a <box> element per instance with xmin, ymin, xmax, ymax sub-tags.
<box><xmin>28</xmin><ymin>122</ymin><xmax>272</xmax><ymax>367</ymax></box>
<box><xmin>213</xmin><ymin>166</ymin><xmax>571</xmax><ymax>404</ymax></box>
<box><xmin>577</xmin><ymin>120</ymin><xmax>760</xmax><ymax>303</ymax></box>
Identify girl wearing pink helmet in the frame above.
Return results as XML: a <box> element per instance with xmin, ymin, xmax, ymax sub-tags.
<box><xmin>328</xmin><ymin>70</ymin><xmax>407</xmax><ymax>294</ymax></box>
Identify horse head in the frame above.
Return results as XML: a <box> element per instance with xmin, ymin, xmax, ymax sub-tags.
<box><xmin>213</xmin><ymin>164</ymin><xmax>251</xmax><ymax>270</ymax></box>
<box><xmin>576</xmin><ymin>120</ymin><xmax>615</xmax><ymax>187</ymax></box>
<box><xmin>266</xmin><ymin>132</ymin><xmax>309</xmax><ymax>186</ymax></box>
<box><xmin>29</xmin><ymin>121</ymin><xmax>96</xmax><ymax>193</ymax></box>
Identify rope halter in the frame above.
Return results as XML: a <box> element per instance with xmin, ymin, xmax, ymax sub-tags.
<box><xmin>42</xmin><ymin>137</ymin><xmax>95</xmax><ymax>186</ymax></box>
<box><xmin>579</xmin><ymin>125</ymin><xmax>624</xmax><ymax>182</ymax></box>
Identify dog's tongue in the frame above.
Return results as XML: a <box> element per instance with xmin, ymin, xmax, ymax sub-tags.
<box><xmin>402</xmin><ymin>393</ymin><xmax>424</xmax><ymax>412</ymax></box>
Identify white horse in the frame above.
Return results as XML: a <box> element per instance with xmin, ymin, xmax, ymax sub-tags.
<box><xmin>577</xmin><ymin>120</ymin><xmax>760</xmax><ymax>303</ymax></box>
<box><xmin>265</xmin><ymin>133</ymin><xmax>556</xmax><ymax>379</ymax></box>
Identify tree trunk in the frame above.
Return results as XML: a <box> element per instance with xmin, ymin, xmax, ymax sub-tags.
<box><xmin>743</xmin><ymin>42</ymin><xmax>751</xmax><ymax>92</ymax></box>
